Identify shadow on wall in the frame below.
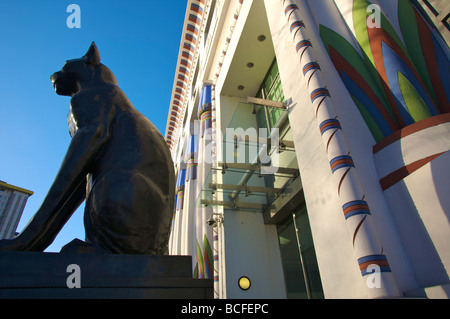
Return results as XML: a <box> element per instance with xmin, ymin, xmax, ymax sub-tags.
<box><xmin>431</xmin><ymin>151</ymin><xmax>450</xmax><ymax>225</ymax></box>
<box><xmin>382</xmin><ymin>149</ymin><xmax>450</xmax><ymax>289</ymax></box>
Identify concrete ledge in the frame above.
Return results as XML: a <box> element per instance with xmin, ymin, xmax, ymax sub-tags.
<box><xmin>404</xmin><ymin>283</ymin><xmax>450</xmax><ymax>299</ymax></box>
<box><xmin>0</xmin><ymin>252</ymin><xmax>213</xmax><ymax>299</ymax></box>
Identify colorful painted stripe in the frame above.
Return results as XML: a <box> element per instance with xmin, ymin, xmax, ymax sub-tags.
<box><xmin>310</xmin><ymin>87</ymin><xmax>330</xmax><ymax>103</ymax></box>
<box><xmin>176</xmin><ymin>80</ymin><xmax>186</xmax><ymax>89</ymax></box>
<box><xmin>185</xmin><ymin>33</ymin><xmax>197</xmax><ymax>44</ymax></box>
<box><xmin>183</xmin><ymin>42</ymin><xmax>195</xmax><ymax>53</ymax></box>
<box><xmin>172</xmin><ymin>103</ymin><xmax>181</xmax><ymax>110</ymax></box>
<box><xmin>330</xmin><ymin>155</ymin><xmax>355</xmax><ymax>173</ymax></box>
<box><xmin>303</xmin><ymin>62</ymin><xmax>320</xmax><ymax>76</ymax></box>
<box><xmin>284</xmin><ymin>4</ymin><xmax>299</xmax><ymax>16</ymax></box>
<box><xmin>320</xmin><ymin>118</ymin><xmax>341</xmax><ymax>135</ymax></box>
<box><xmin>188</xmin><ymin>13</ymin><xmax>201</xmax><ymax>26</ymax></box>
<box><xmin>187</xmin><ymin>23</ymin><xmax>199</xmax><ymax>35</ymax></box>
<box><xmin>186</xmin><ymin>158</ymin><xmax>198</xmax><ymax>181</ymax></box>
<box><xmin>290</xmin><ymin>20</ymin><xmax>305</xmax><ymax>32</ymax></box>
<box><xmin>358</xmin><ymin>254</ymin><xmax>391</xmax><ymax>276</ymax></box>
<box><xmin>176</xmin><ymin>190</ymin><xmax>185</xmax><ymax>210</ymax></box>
<box><xmin>182</xmin><ymin>50</ymin><xmax>193</xmax><ymax>61</ymax></box>
<box><xmin>296</xmin><ymin>39</ymin><xmax>312</xmax><ymax>53</ymax></box>
<box><xmin>179</xmin><ymin>66</ymin><xmax>189</xmax><ymax>75</ymax></box>
<box><xmin>190</xmin><ymin>3</ymin><xmax>203</xmax><ymax>15</ymax></box>
<box><xmin>178</xmin><ymin>74</ymin><xmax>188</xmax><ymax>83</ymax></box>
<box><xmin>342</xmin><ymin>200</ymin><xmax>370</xmax><ymax>220</ymax></box>
<box><xmin>200</xmin><ymin>110</ymin><xmax>212</xmax><ymax>136</ymax></box>
<box><xmin>180</xmin><ymin>59</ymin><xmax>191</xmax><ymax>68</ymax></box>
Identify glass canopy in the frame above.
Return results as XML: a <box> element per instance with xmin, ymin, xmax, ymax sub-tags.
<box><xmin>196</xmin><ymin>101</ymin><xmax>301</xmax><ymax>214</ymax></box>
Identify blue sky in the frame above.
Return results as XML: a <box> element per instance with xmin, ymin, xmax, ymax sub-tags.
<box><xmin>0</xmin><ymin>1</ymin><xmax>186</xmax><ymax>252</ymax></box>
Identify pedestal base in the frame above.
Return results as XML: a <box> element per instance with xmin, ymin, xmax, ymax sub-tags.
<box><xmin>0</xmin><ymin>252</ymin><xmax>213</xmax><ymax>299</ymax></box>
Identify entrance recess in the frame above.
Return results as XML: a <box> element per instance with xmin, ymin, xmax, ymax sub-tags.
<box><xmin>277</xmin><ymin>203</ymin><xmax>324</xmax><ymax>299</ymax></box>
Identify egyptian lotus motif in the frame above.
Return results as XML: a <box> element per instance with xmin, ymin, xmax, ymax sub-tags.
<box><xmin>194</xmin><ymin>234</ymin><xmax>213</xmax><ymax>279</ymax></box>
<box><xmin>320</xmin><ymin>0</ymin><xmax>450</xmax><ymax>142</ymax></box>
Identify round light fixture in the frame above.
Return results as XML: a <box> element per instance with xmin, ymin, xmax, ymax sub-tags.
<box><xmin>257</xmin><ymin>34</ymin><xmax>266</xmax><ymax>42</ymax></box>
<box><xmin>237</xmin><ymin>85</ymin><xmax>245</xmax><ymax>91</ymax></box>
<box><xmin>247</xmin><ymin>62</ymin><xmax>254</xmax><ymax>68</ymax></box>
<box><xmin>238</xmin><ymin>276</ymin><xmax>251</xmax><ymax>290</ymax></box>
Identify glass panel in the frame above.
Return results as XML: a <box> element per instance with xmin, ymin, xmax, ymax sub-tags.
<box><xmin>277</xmin><ymin>204</ymin><xmax>324</xmax><ymax>299</ymax></box>
<box><xmin>268</xmin><ymin>77</ymin><xmax>284</xmax><ymax>128</ymax></box>
<box><xmin>196</xmin><ymin>161</ymin><xmax>296</xmax><ymax>211</ymax></box>
<box><xmin>256</xmin><ymin>59</ymin><xmax>285</xmax><ymax>131</ymax></box>
<box><xmin>293</xmin><ymin>206</ymin><xmax>324</xmax><ymax>299</ymax></box>
<box><xmin>256</xmin><ymin>106</ymin><xmax>268</xmax><ymax>131</ymax></box>
<box><xmin>277</xmin><ymin>216</ymin><xmax>308</xmax><ymax>299</ymax></box>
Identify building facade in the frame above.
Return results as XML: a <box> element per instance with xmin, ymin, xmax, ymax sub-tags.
<box><xmin>165</xmin><ymin>0</ymin><xmax>450</xmax><ymax>299</ymax></box>
<box><xmin>0</xmin><ymin>181</ymin><xmax>33</xmax><ymax>239</ymax></box>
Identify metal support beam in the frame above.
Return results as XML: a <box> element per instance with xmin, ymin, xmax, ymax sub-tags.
<box><xmin>230</xmin><ymin>134</ymin><xmax>295</xmax><ymax>149</ymax></box>
<box><xmin>218</xmin><ymin>162</ymin><xmax>299</xmax><ymax>177</ymax></box>
<box><xmin>201</xmin><ymin>199</ymin><xmax>266</xmax><ymax>211</ymax></box>
<box><xmin>209</xmin><ymin>183</ymin><xmax>282</xmax><ymax>194</ymax></box>
<box><xmin>247</xmin><ymin>96</ymin><xmax>286</xmax><ymax>109</ymax></box>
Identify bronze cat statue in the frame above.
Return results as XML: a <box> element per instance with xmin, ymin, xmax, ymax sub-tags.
<box><xmin>0</xmin><ymin>42</ymin><xmax>175</xmax><ymax>254</ymax></box>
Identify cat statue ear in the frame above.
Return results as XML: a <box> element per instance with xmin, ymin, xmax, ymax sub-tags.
<box><xmin>83</xmin><ymin>42</ymin><xmax>101</xmax><ymax>65</ymax></box>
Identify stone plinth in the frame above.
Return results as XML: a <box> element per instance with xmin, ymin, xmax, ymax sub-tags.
<box><xmin>0</xmin><ymin>252</ymin><xmax>212</xmax><ymax>299</ymax></box>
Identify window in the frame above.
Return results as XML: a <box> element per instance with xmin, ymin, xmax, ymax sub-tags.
<box><xmin>256</xmin><ymin>59</ymin><xmax>285</xmax><ymax>132</ymax></box>
<box><xmin>204</xmin><ymin>0</ymin><xmax>217</xmax><ymax>46</ymax></box>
